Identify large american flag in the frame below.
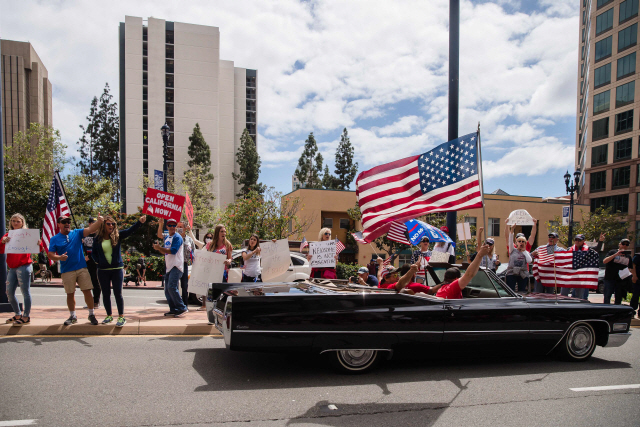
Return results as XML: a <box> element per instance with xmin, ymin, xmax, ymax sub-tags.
<box><xmin>356</xmin><ymin>132</ymin><xmax>484</xmax><ymax>243</ymax></box>
<box><xmin>532</xmin><ymin>249</ymin><xmax>600</xmax><ymax>289</ymax></box>
<box><xmin>42</xmin><ymin>174</ymin><xmax>71</xmax><ymax>263</ymax></box>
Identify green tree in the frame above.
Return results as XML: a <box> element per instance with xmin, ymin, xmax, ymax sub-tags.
<box><xmin>6</xmin><ymin>123</ymin><xmax>68</xmax><ymax>180</ymax></box>
<box><xmin>77</xmin><ymin>84</ymin><xmax>120</xmax><ymax>200</ymax></box>
<box><xmin>4</xmin><ymin>169</ymin><xmax>49</xmax><ymax>229</ymax></box>
<box><xmin>232</xmin><ymin>128</ymin><xmax>265</xmax><ymax>196</ymax></box>
<box><xmin>548</xmin><ymin>207</ymin><xmax>631</xmax><ymax>249</ymax></box>
<box><xmin>181</xmin><ymin>165</ymin><xmax>219</xmax><ymax>230</ymax></box>
<box><xmin>220</xmin><ymin>187</ymin><xmax>312</xmax><ymax>246</ymax></box>
<box><xmin>64</xmin><ymin>175</ymin><xmax>122</xmax><ymax>222</ymax></box>
<box><xmin>321</xmin><ymin>164</ymin><xmax>338</xmax><ymax>189</ymax></box>
<box><xmin>334</xmin><ymin>128</ymin><xmax>358</xmax><ymax>190</ymax></box>
<box><xmin>295</xmin><ymin>132</ymin><xmax>323</xmax><ymax>189</ymax></box>
<box><xmin>187</xmin><ymin>123</ymin><xmax>212</xmax><ymax>174</ymax></box>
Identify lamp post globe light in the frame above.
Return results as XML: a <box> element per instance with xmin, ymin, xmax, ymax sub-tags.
<box><xmin>161</xmin><ymin>122</ymin><xmax>170</xmax><ymax>192</ymax></box>
<box><xmin>564</xmin><ymin>168</ymin><xmax>581</xmax><ymax>245</ymax></box>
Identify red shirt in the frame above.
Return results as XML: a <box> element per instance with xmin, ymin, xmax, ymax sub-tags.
<box><xmin>0</xmin><ymin>233</ymin><xmax>37</xmax><ymax>269</ymax></box>
<box><xmin>436</xmin><ymin>279</ymin><xmax>462</xmax><ymax>299</ymax></box>
<box><xmin>379</xmin><ymin>281</ymin><xmax>397</xmax><ymax>289</ymax></box>
<box><xmin>380</xmin><ymin>282</ymin><xmax>431</xmax><ymax>294</ymax></box>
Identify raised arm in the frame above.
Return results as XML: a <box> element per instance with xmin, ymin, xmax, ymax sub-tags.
<box><xmin>188</xmin><ymin>226</ymin><xmax>204</xmax><ymax>249</ymax></box>
<box><xmin>83</xmin><ymin>213</ymin><xmax>103</xmax><ymax>237</ymax></box>
<box><xmin>120</xmin><ymin>215</ymin><xmax>145</xmax><ymax>239</ymax></box>
<box><xmin>156</xmin><ymin>218</ymin><xmax>164</xmax><ymax>239</ymax></box>
<box><xmin>476</xmin><ymin>226</ymin><xmax>484</xmax><ymax>245</ymax></box>
<box><xmin>528</xmin><ymin>218</ymin><xmax>537</xmax><ymax>247</ymax></box>
<box><xmin>459</xmin><ymin>244</ymin><xmax>491</xmax><ymax>290</ymax></box>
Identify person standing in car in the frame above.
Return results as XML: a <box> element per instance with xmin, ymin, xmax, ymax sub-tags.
<box><xmin>410</xmin><ymin>236</ymin><xmax>431</xmax><ymax>283</ymax></box>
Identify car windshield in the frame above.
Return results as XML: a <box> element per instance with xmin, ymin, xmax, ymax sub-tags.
<box><xmin>425</xmin><ymin>267</ymin><xmax>512</xmax><ymax>298</ymax></box>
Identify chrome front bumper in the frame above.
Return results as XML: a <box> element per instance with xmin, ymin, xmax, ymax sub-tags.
<box><xmin>604</xmin><ymin>332</ymin><xmax>632</xmax><ymax>348</ymax></box>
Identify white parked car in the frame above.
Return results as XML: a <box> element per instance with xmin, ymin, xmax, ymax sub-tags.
<box><xmin>227</xmin><ymin>250</ymin><xmax>311</xmax><ymax>282</ymax></box>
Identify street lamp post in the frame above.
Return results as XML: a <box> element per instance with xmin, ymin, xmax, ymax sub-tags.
<box><xmin>564</xmin><ymin>168</ymin><xmax>581</xmax><ymax>244</ymax></box>
<box><xmin>161</xmin><ymin>122</ymin><xmax>170</xmax><ymax>192</ymax></box>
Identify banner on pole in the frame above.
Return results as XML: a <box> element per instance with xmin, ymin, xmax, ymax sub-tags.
<box><xmin>456</xmin><ymin>222</ymin><xmax>472</xmax><ymax>240</ymax></box>
<box><xmin>309</xmin><ymin>240</ymin><xmax>336</xmax><ymax>268</ymax></box>
<box><xmin>188</xmin><ymin>250</ymin><xmax>227</xmax><ymax>295</ymax></box>
<box><xmin>5</xmin><ymin>229</ymin><xmax>40</xmax><ymax>254</ymax></box>
<box><xmin>143</xmin><ymin>188</ymin><xmax>185</xmax><ymax>222</ymax></box>
<box><xmin>184</xmin><ymin>192</ymin><xmax>194</xmax><ymax>228</ymax></box>
<box><xmin>260</xmin><ymin>239</ymin><xmax>291</xmax><ymax>281</ymax></box>
<box><xmin>154</xmin><ymin>170</ymin><xmax>164</xmax><ymax>190</ymax></box>
<box><xmin>562</xmin><ymin>206</ymin><xmax>570</xmax><ymax>226</ymax></box>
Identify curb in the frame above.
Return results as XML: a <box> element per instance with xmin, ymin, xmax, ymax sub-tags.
<box><xmin>0</xmin><ymin>319</ymin><xmax>220</xmax><ymax>336</ymax></box>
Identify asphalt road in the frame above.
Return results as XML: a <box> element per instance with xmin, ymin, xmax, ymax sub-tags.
<box><xmin>18</xmin><ymin>286</ymin><xmax>171</xmax><ymax>308</ymax></box>
<box><xmin>0</xmin><ymin>331</ymin><xmax>639</xmax><ymax>426</ymax></box>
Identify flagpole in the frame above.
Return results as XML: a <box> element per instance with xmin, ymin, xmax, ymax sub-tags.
<box><xmin>56</xmin><ymin>171</ymin><xmax>79</xmax><ymax>229</ymax></box>
<box><xmin>0</xmin><ymin>39</ymin><xmax>8</xmax><ymax>308</ymax></box>
<box><xmin>477</xmin><ymin>122</ymin><xmax>487</xmax><ymax>236</ymax></box>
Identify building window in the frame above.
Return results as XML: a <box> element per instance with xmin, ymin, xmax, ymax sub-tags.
<box><xmin>618</xmin><ymin>24</ymin><xmax>638</xmax><ymax>52</ymax></box>
<box><xmin>398</xmin><ymin>253</ymin><xmax>412</xmax><ymax>266</ymax></box>
<box><xmin>166</xmin><ymin>74</ymin><xmax>174</xmax><ymax>88</ymax></box>
<box><xmin>612</xmin><ymin>166</ymin><xmax>631</xmax><ymax>188</ymax></box>
<box><xmin>620</xmin><ymin>0</ymin><xmax>639</xmax><ymax>24</ymax></box>
<box><xmin>615</xmin><ymin>110</ymin><xmax>634</xmax><ymax>134</ymax></box>
<box><xmin>594</xmin><ymin>90</ymin><xmax>611</xmax><ymax>114</ymax></box>
<box><xmin>339</xmin><ymin>218</ymin><xmax>350</xmax><ymax>229</ymax></box>
<box><xmin>591</xmin><ymin>194</ymin><xmax>629</xmax><ymax>213</ymax></box>
<box><xmin>596</xmin><ymin>8</ymin><xmax>614</xmax><ymax>35</ymax></box>
<box><xmin>592</xmin><ymin>144</ymin><xmax>609</xmax><ymax>166</ymax></box>
<box><xmin>165</xmin><ymin>118</ymin><xmax>174</xmax><ymax>129</ymax></box>
<box><xmin>597</xmin><ymin>0</ymin><xmax>613</xmax><ymax>9</ymax></box>
<box><xmin>165</xmin><ymin>103</ymin><xmax>174</xmax><ymax>117</ymax></box>
<box><xmin>165</xmin><ymin>44</ymin><xmax>174</xmax><ymax>59</ymax></box>
<box><xmin>166</xmin><ymin>30</ymin><xmax>174</xmax><ymax>44</ymax></box>
<box><xmin>617</xmin><ymin>52</ymin><xmax>637</xmax><ymax>79</ymax></box>
<box><xmin>465</xmin><ymin>216</ymin><xmax>477</xmax><ymax>231</ymax></box>
<box><xmin>166</xmin><ymin>59</ymin><xmax>174</xmax><ymax>74</ymax></box>
<box><xmin>142</xmin><ymin>26</ymin><xmax>148</xmax><ymax>42</ymax></box>
<box><xmin>595</xmin><ymin>36</ymin><xmax>613</xmax><ymax>62</ymax></box>
<box><xmin>594</xmin><ymin>62</ymin><xmax>612</xmax><ymax>88</ymax></box>
<box><xmin>166</xmin><ymin>88</ymin><xmax>174</xmax><ymax>103</ymax></box>
<box><xmin>593</xmin><ymin>117</ymin><xmax>610</xmax><ymax>141</ymax></box>
<box><xmin>614</xmin><ymin>138</ymin><xmax>633</xmax><ymax>160</ymax></box>
<box><xmin>142</xmin><ymin>86</ymin><xmax>148</xmax><ymax>101</ymax></box>
<box><xmin>590</xmin><ymin>171</ymin><xmax>607</xmax><ymax>192</ymax></box>
<box><xmin>322</xmin><ymin>218</ymin><xmax>333</xmax><ymax>228</ymax></box>
<box><xmin>616</xmin><ymin>81</ymin><xmax>635</xmax><ymax>107</ymax></box>
<box><xmin>142</xmin><ymin>56</ymin><xmax>147</xmax><ymax>71</ymax></box>
<box><xmin>488</xmin><ymin>218</ymin><xmax>500</xmax><ymax>237</ymax></box>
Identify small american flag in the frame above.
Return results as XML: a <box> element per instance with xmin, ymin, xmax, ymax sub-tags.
<box><xmin>351</xmin><ymin>231</ymin><xmax>367</xmax><ymax>244</ymax></box>
<box><xmin>335</xmin><ymin>238</ymin><xmax>346</xmax><ymax>255</ymax></box>
<box><xmin>42</xmin><ymin>173</ymin><xmax>71</xmax><ymax>265</ymax></box>
<box><xmin>387</xmin><ymin>222</ymin><xmax>411</xmax><ymax>245</ymax></box>
<box><xmin>356</xmin><ymin>132</ymin><xmax>484</xmax><ymax>243</ymax></box>
<box><xmin>382</xmin><ymin>253</ymin><xmax>397</xmax><ymax>266</ymax></box>
<box><xmin>533</xmin><ymin>249</ymin><xmax>599</xmax><ymax>289</ymax></box>
<box><xmin>299</xmin><ymin>237</ymin><xmax>308</xmax><ymax>251</ymax></box>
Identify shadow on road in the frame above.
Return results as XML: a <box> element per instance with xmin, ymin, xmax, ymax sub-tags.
<box><xmin>0</xmin><ymin>336</ymin><xmax>93</xmax><ymax>347</ymax></box>
<box><xmin>186</xmin><ymin>348</ymin><xmax>631</xmax><ymax>393</ymax></box>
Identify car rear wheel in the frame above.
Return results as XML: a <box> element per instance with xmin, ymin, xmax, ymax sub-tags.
<box><xmin>329</xmin><ymin>350</ymin><xmax>381</xmax><ymax>374</ymax></box>
<box><xmin>558</xmin><ymin>323</ymin><xmax>596</xmax><ymax>361</ymax></box>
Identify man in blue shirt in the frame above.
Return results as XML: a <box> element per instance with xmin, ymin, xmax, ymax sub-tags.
<box><xmin>153</xmin><ymin>218</ymin><xmax>188</xmax><ymax>317</ymax></box>
<box><xmin>350</xmin><ymin>266</ymin><xmax>379</xmax><ymax>287</ymax></box>
<box><xmin>47</xmin><ymin>214</ymin><xmax>104</xmax><ymax>325</ymax></box>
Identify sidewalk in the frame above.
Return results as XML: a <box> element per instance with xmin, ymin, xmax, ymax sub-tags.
<box><xmin>31</xmin><ymin>277</ymin><xmax>164</xmax><ymax>289</ymax></box>
<box><xmin>0</xmin><ymin>306</ymin><xmax>219</xmax><ymax>336</ymax></box>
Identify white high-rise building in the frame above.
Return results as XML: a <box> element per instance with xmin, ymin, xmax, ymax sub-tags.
<box><xmin>119</xmin><ymin>16</ymin><xmax>257</xmax><ymax>213</ymax></box>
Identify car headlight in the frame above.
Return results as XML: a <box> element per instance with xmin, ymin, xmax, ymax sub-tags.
<box><xmin>613</xmin><ymin>323</ymin><xmax>628</xmax><ymax>332</ymax></box>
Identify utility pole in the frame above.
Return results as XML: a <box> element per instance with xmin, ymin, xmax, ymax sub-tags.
<box><xmin>446</xmin><ymin>0</ymin><xmax>460</xmax><ymax>244</ymax></box>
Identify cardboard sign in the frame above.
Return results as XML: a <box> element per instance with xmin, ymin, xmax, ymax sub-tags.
<box><xmin>430</xmin><ymin>251</ymin><xmax>451</xmax><ymax>263</ymax></box>
<box><xmin>260</xmin><ymin>239</ymin><xmax>291</xmax><ymax>282</ymax></box>
<box><xmin>309</xmin><ymin>240</ymin><xmax>336</xmax><ymax>268</ymax></box>
<box><xmin>188</xmin><ymin>250</ymin><xmax>227</xmax><ymax>295</ymax></box>
<box><xmin>184</xmin><ymin>192</ymin><xmax>194</xmax><ymax>228</ymax></box>
<box><xmin>143</xmin><ymin>188</ymin><xmax>185</xmax><ymax>222</ymax></box>
<box><xmin>506</xmin><ymin>209</ymin><xmax>534</xmax><ymax>225</ymax></box>
<box><xmin>5</xmin><ymin>229</ymin><xmax>40</xmax><ymax>254</ymax></box>
<box><xmin>456</xmin><ymin>222</ymin><xmax>472</xmax><ymax>240</ymax></box>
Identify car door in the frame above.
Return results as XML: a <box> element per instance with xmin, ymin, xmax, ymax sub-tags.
<box><xmin>442</xmin><ymin>270</ymin><xmax>530</xmax><ymax>354</ymax></box>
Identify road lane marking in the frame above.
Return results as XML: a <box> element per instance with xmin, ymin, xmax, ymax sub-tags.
<box><xmin>570</xmin><ymin>384</ymin><xmax>640</xmax><ymax>392</ymax></box>
<box><xmin>0</xmin><ymin>420</ymin><xmax>37</xmax><ymax>426</ymax></box>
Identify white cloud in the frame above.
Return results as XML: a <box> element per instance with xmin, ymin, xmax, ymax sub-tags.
<box><xmin>482</xmin><ymin>138</ymin><xmax>574</xmax><ymax>179</ymax></box>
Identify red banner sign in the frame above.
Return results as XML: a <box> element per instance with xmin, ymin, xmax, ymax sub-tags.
<box><xmin>184</xmin><ymin>192</ymin><xmax>194</xmax><ymax>228</ymax></box>
<box><xmin>143</xmin><ymin>188</ymin><xmax>186</xmax><ymax>222</ymax></box>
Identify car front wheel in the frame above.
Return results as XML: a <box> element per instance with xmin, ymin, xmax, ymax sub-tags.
<box><xmin>328</xmin><ymin>350</ymin><xmax>381</xmax><ymax>374</ymax></box>
<box><xmin>558</xmin><ymin>323</ymin><xmax>596</xmax><ymax>361</ymax></box>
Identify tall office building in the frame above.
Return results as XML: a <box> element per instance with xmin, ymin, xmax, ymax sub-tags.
<box><xmin>119</xmin><ymin>16</ymin><xmax>257</xmax><ymax>213</ymax></box>
<box><xmin>577</xmin><ymin>0</ymin><xmax>639</xmax><ymax>242</ymax></box>
<box><xmin>1</xmin><ymin>39</ymin><xmax>52</xmax><ymax>152</ymax></box>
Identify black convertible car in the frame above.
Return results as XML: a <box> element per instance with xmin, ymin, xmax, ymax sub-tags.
<box><xmin>206</xmin><ymin>263</ymin><xmax>634</xmax><ymax>373</ymax></box>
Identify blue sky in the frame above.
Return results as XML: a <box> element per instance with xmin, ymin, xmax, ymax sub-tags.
<box><xmin>1</xmin><ymin>0</ymin><xmax>580</xmax><ymax>199</ymax></box>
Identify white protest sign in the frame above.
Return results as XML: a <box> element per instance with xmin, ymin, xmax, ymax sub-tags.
<box><xmin>309</xmin><ymin>240</ymin><xmax>336</xmax><ymax>268</ymax></box>
<box><xmin>6</xmin><ymin>229</ymin><xmax>40</xmax><ymax>254</ymax></box>
<box><xmin>260</xmin><ymin>239</ymin><xmax>291</xmax><ymax>282</ymax></box>
<box><xmin>188</xmin><ymin>250</ymin><xmax>227</xmax><ymax>295</ymax></box>
<box><xmin>506</xmin><ymin>209</ymin><xmax>534</xmax><ymax>225</ymax></box>
<box><xmin>456</xmin><ymin>222</ymin><xmax>472</xmax><ymax>240</ymax></box>
<box><xmin>430</xmin><ymin>251</ymin><xmax>451</xmax><ymax>263</ymax></box>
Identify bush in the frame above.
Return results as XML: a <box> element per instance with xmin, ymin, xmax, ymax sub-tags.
<box><xmin>122</xmin><ymin>254</ymin><xmax>166</xmax><ymax>281</ymax></box>
<box><xmin>336</xmin><ymin>262</ymin><xmax>360</xmax><ymax>280</ymax></box>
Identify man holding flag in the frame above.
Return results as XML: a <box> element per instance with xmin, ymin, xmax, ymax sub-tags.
<box><xmin>48</xmin><ymin>214</ymin><xmax>104</xmax><ymax>326</ymax></box>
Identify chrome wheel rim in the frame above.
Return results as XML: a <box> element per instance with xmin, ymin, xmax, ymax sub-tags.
<box><xmin>338</xmin><ymin>350</ymin><xmax>376</xmax><ymax>369</ymax></box>
<box><xmin>567</xmin><ymin>325</ymin><xmax>593</xmax><ymax>357</ymax></box>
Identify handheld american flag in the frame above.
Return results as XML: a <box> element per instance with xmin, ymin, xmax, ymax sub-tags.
<box><xmin>42</xmin><ymin>174</ymin><xmax>71</xmax><ymax>264</ymax></box>
<box><xmin>356</xmin><ymin>132</ymin><xmax>483</xmax><ymax>243</ymax></box>
<box><xmin>299</xmin><ymin>237</ymin><xmax>308</xmax><ymax>252</ymax></box>
<box><xmin>335</xmin><ymin>238</ymin><xmax>346</xmax><ymax>255</ymax></box>
<box><xmin>532</xmin><ymin>248</ymin><xmax>599</xmax><ymax>289</ymax></box>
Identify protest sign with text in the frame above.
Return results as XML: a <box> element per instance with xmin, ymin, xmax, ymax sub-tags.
<box><xmin>143</xmin><ymin>188</ymin><xmax>185</xmax><ymax>222</ymax></box>
<box><xmin>6</xmin><ymin>229</ymin><xmax>40</xmax><ymax>254</ymax></box>
<box><xmin>309</xmin><ymin>240</ymin><xmax>337</xmax><ymax>268</ymax></box>
<box><xmin>188</xmin><ymin>250</ymin><xmax>227</xmax><ymax>296</ymax></box>
<box><xmin>260</xmin><ymin>239</ymin><xmax>291</xmax><ymax>281</ymax></box>
<box><xmin>430</xmin><ymin>251</ymin><xmax>451</xmax><ymax>263</ymax></box>
<box><xmin>184</xmin><ymin>192</ymin><xmax>194</xmax><ymax>228</ymax></box>
<box><xmin>506</xmin><ymin>209</ymin><xmax>534</xmax><ymax>225</ymax></box>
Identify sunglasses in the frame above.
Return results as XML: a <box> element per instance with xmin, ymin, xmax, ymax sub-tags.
<box><xmin>324</xmin><ymin>232</ymin><xmax>331</xmax><ymax>235</ymax></box>
<box><xmin>517</xmin><ymin>240</ymin><xmax>526</xmax><ymax>243</ymax></box>
<box><xmin>621</xmin><ymin>242</ymin><xmax>630</xmax><ymax>246</ymax></box>
<box><xmin>548</xmin><ymin>235</ymin><xmax>556</xmax><ymax>238</ymax></box>
<box><xmin>167</xmin><ymin>224</ymin><xmax>176</xmax><ymax>228</ymax></box>
<box><xmin>59</xmin><ymin>219</ymin><xmax>71</xmax><ymax>225</ymax></box>
<box><xmin>106</xmin><ymin>222</ymin><xmax>116</xmax><ymax>227</ymax></box>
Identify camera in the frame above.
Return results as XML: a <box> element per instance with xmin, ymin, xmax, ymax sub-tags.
<box><xmin>349</xmin><ymin>276</ymin><xmax>357</xmax><ymax>283</ymax></box>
